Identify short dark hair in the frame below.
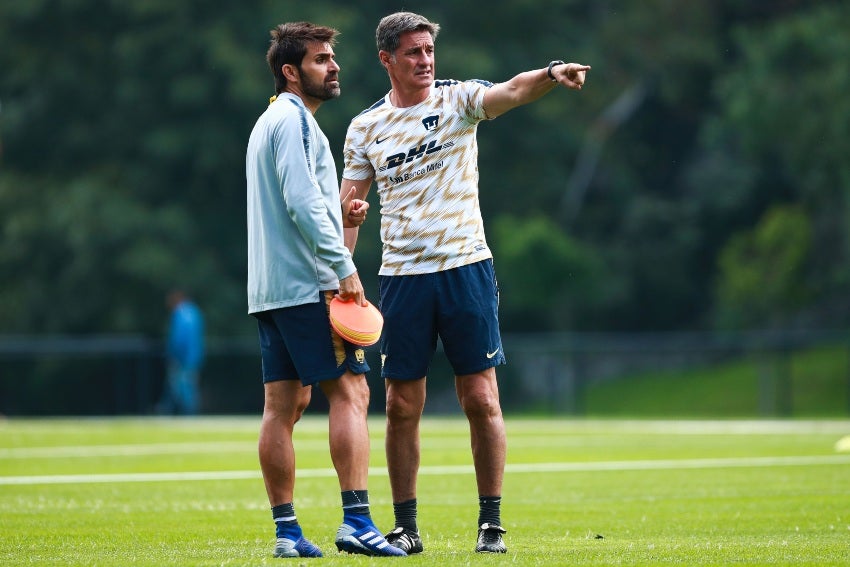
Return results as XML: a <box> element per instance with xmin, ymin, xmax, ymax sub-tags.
<box><xmin>266</xmin><ymin>22</ymin><xmax>339</xmax><ymax>94</ymax></box>
<box><xmin>375</xmin><ymin>12</ymin><xmax>440</xmax><ymax>55</ymax></box>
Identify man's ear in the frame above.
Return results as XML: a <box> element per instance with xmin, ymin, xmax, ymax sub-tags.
<box><xmin>378</xmin><ymin>50</ymin><xmax>392</xmax><ymax>70</ymax></box>
<box><xmin>282</xmin><ymin>63</ymin><xmax>299</xmax><ymax>83</ymax></box>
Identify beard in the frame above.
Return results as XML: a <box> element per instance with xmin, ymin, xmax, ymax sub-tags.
<box><xmin>299</xmin><ymin>68</ymin><xmax>341</xmax><ymax>101</ymax></box>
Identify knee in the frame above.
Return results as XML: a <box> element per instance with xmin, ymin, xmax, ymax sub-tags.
<box><xmin>385</xmin><ymin>385</ymin><xmax>425</xmax><ymax>423</ymax></box>
<box><xmin>457</xmin><ymin>376</ymin><xmax>502</xmax><ymax>420</ymax></box>
<box><xmin>291</xmin><ymin>399</ymin><xmax>309</xmax><ymax>423</ymax></box>
<box><xmin>386</xmin><ymin>400</ymin><xmax>416</xmax><ymax>423</ymax></box>
<box><xmin>264</xmin><ymin>387</ymin><xmax>311</xmax><ymax>426</ymax></box>
<box><xmin>326</xmin><ymin>372</ymin><xmax>371</xmax><ymax>416</ymax></box>
<box><xmin>347</xmin><ymin>377</ymin><xmax>371</xmax><ymax>416</ymax></box>
<box><xmin>460</xmin><ymin>391</ymin><xmax>501</xmax><ymax>421</ymax></box>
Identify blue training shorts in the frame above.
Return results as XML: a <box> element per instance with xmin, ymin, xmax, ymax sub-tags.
<box><xmin>378</xmin><ymin>259</ymin><xmax>506</xmax><ymax>380</ymax></box>
<box><xmin>254</xmin><ymin>291</ymin><xmax>370</xmax><ymax>386</ymax></box>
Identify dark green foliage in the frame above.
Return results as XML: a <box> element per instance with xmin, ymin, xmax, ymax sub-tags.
<box><xmin>1</xmin><ymin>0</ymin><xmax>847</xmax><ymax>335</ymax></box>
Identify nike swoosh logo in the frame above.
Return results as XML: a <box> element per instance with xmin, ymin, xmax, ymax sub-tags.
<box><xmin>486</xmin><ymin>348</ymin><xmax>500</xmax><ymax>359</ymax></box>
<box><xmin>375</xmin><ymin>137</ymin><xmax>389</xmax><ymax>144</ymax></box>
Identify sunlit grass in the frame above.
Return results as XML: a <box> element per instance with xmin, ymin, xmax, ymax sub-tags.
<box><xmin>1</xmin><ymin>417</ymin><xmax>849</xmax><ymax>565</ymax></box>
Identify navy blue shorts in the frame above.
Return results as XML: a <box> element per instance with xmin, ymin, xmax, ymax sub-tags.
<box><xmin>254</xmin><ymin>291</ymin><xmax>370</xmax><ymax>386</ymax></box>
<box><xmin>378</xmin><ymin>259</ymin><xmax>506</xmax><ymax>380</ymax></box>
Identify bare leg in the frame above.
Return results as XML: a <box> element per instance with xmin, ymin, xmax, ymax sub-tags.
<box><xmin>455</xmin><ymin>367</ymin><xmax>506</xmax><ymax>497</ymax></box>
<box><xmin>326</xmin><ymin>372</ymin><xmax>409</xmax><ymax>556</ymax></box>
<box><xmin>258</xmin><ymin>380</ymin><xmax>312</xmax><ymax>506</ymax></box>
<box><xmin>319</xmin><ymin>371</ymin><xmax>372</xmax><ymax>490</ymax></box>
<box><xmin>385</xmin><ymin>378</ymin><xmax>427</xmax><ymax>502</ymax></box>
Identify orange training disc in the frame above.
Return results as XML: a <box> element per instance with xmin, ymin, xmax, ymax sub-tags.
<box><xmin>329</xmin><ymin>297</ymin><xmax>383</xmax><ymax>346</ymax></box>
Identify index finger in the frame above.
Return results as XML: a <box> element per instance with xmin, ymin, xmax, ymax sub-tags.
<box><xmin>341</xmin><ymin>186</ymin><xmax>356</xmax><ymax>204</ymax></box>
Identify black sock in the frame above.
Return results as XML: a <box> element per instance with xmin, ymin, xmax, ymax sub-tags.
<box><xmin>342</xmin><ymin>490</ymin><xmax>371</xmax><ymax>523</ymax></box>
<box><xmin>478</xmin><ymin>495</ymin><xmax>502</xmax><ymax>527</ymax></box>
<box><xmin>393</xmin><ymin>498</ymin><xmax>418</xmax><ymax>532</ymax></box>
<box><xmin>272</xmin><ymin>503</ymin><xmax>301</xmax><ymax>539</ymax></box>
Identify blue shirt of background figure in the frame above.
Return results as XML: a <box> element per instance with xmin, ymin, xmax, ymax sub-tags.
<box><xmin>168</xmin><ymin>299</ymin><xmax>205</xmax><ymax>370</ymax></box>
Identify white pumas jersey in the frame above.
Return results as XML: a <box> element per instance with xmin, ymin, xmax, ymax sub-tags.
<box><xmin>343</xmin><ymin>80</ymin><xmax>495</xmax><ymax>276</ymax></box>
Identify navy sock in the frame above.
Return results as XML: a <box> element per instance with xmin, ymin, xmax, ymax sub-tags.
<box><xmin>272</xmin><ymin>503</ymin><xmax>302</xmax><ymax>539</ymax></box>
<box><xmin>478</xmin><ymin>495</ymin><xmax>502</xmax><ymax>527</ymax></box>
<box><xmin>393</xmin><ymin>499</ymin><xmax>418</xmax><ymax>532</ymax></box>
<box><xmin>342</xmin><ymin>490</ymin><xmax>372</xmax><ymax>527</ymax></box>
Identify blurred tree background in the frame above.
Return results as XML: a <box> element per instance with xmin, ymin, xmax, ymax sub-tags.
<box><xmin>2</xmin><ymin>0</ymin><xmax>849</xmax><ymax>340</ymax></box>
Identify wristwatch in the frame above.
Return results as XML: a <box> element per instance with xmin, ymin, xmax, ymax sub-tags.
<box><xmin>547</xmin><ymin>60</ymin><xmax>565</xmax><ymax>81</ymax></box>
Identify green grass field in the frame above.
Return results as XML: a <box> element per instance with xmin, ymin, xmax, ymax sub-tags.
<box><xmin>2</xmin><ymin>416</ymin><xmax>849</xmax><ymax>565</ymax></box>
<box><xmin>583</xmin><ymin>344</ymin><xmax>850</xmax><ymax>417</ymax></box>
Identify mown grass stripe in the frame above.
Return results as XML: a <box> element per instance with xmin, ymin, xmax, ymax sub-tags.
<box><xmin>2</xmin><ymin>454</ymin><xmax>848</xmax><ymax>485</ymax></box>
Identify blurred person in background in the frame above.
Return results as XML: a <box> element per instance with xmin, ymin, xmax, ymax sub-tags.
<box><xmin>157</xmin><ymin>289</ymin><xmax>205</xmax><ymax>416</ymax></box>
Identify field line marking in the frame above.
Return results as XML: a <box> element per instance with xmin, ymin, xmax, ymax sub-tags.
<box><xmin>2</xmin><ymin>454</ymin><xmax>849</xmax><ymax>486</ymax></box>
<box><xmin>0</xmin><ymin>442</ymin><xmax>256</xmax><ymax>459</ymax></box>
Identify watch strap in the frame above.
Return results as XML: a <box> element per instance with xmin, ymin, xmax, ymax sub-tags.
<box><xmin>547</xmin><ymin>60</ymin><xmax>565</xmax><ymax>81</ymax></box>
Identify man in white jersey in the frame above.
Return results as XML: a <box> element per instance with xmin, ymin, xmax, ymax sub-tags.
<box><xmin>341</xmin><ymin>11</ymin><xmax>590</xmax><ymax>554</ymax></box>
<box><xmin>246</xmin><ymin>21</ymin><xmax>404</xmax><ymax>559</ymax></box>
